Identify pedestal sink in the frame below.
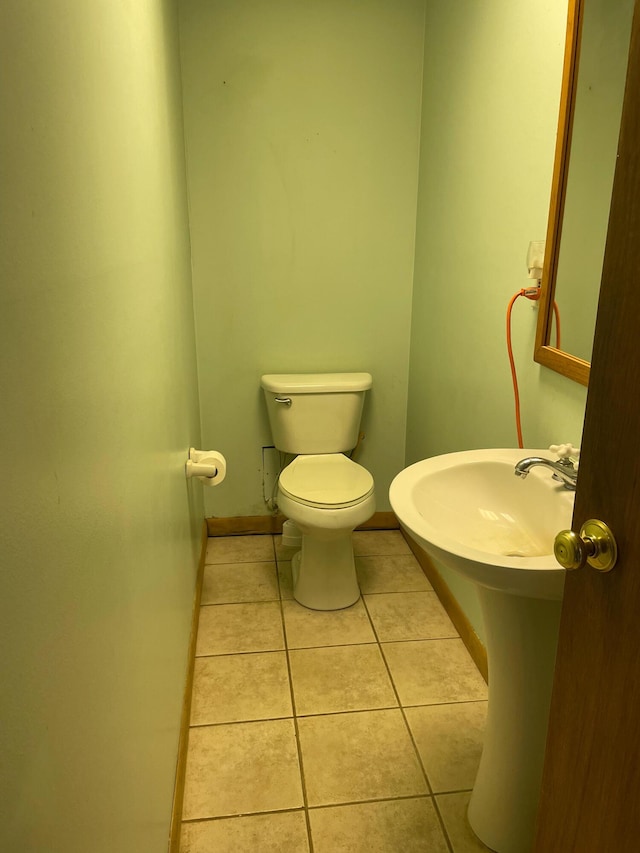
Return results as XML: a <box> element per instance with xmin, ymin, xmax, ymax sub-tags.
<box><xmin>389</xmin><ymin>449</ymin><xmax>573</xmax><ymax>853</ymax></box>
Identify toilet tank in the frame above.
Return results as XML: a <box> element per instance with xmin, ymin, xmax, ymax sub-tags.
<box><xmin>261</xmin><ymin>372</ymin><xmax>372</xmax><ymax>454</ymax></box>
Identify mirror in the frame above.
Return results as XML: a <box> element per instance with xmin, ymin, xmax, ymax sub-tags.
<box><xmin>534</xmin><ymin>0</ymin><xmax>635</xmax><ymax>386</ymax></box>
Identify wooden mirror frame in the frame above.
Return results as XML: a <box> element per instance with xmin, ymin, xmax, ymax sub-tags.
<box><xmin>534</xmin><ymin>0</ymin><xmax>590</xmax><ymax>387</ymax></box>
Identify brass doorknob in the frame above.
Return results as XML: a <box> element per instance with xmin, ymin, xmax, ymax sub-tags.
<box><xmin>554</xmin><ymin>519</ymin><xmax>618</xmax><ymax>572</ymax></box>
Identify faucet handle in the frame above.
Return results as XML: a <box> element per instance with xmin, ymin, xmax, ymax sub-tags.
<box><xmin>549</xmin><ymin>443</ymin><xmax>580</xmax><ymax>462</ymax></box>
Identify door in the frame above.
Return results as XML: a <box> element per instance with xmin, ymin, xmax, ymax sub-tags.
<box><xmin>534</xmin><ymin>4</ymin><xmax>640</xmax><ymax>850</ymax></box>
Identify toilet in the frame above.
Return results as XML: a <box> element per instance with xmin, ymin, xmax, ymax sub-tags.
<box><xmin>261</xmin><ymin>372</ymin><xmax>376</xmax><ymax>610</ymax></box>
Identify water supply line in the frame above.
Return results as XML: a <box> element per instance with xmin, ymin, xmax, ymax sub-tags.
<box><xmin>506</xmin><ymin>288</ymin><xmax>561</xmax><ymax>448</ymax></box>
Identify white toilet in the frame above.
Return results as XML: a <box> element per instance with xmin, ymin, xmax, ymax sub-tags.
<box><xmin>261</xmin><ymin>372</ymin><xmax>376</xmax><ymax>610</ymax></box>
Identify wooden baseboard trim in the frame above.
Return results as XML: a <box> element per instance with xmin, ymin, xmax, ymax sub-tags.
<box><xmin>357</xmin><ymin>511</ymin><xmax>399</xmax><ymax>531</ymax></box>
<box><xmin>168</xmin><ymin>520</ymin><xmax>208</xmax><ymax>853</ymax></box>
<box><xmin>401</xmin><ymin>529</ymin><xmax>488</xmax><ymax>684</ymax></box>
<box><xmin>207</xmin><ymin>514</ymin><xmax>285</xmax><ymax>537</ymax></box>
<box><xmin>206</xmin><ymin>510</ymin><xmax>400</xmax><ymax>537</ymax></box>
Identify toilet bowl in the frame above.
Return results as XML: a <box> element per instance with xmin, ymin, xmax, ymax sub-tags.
<box><xmin>260</xmin><ymin>372</ymin><xmax>375</xmax><ymax>611</ymax></box>
<box><xmin>277</xmin><ymin>454</ymin><xmax>375</xmax><ymax>609</ymax></box>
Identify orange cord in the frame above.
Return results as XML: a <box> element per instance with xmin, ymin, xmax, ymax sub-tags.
<box><xmin>507</xmin><ymin>289</ymin><xmax>560</xmax><ymax>449</ymax></box>
<box><xmin>506</xmin><ymin>291</ymin><xmax>526</xmax><ymax>449</ymax></box>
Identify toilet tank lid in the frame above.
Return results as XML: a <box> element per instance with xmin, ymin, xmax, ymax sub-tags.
<box><xmin>261</xmin><ymin>372</ymin><xmax>372</xmax><ymax>393</ymax></box>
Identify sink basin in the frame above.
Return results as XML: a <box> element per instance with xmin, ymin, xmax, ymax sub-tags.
<box><xmin>389</xmin><ymin>448</ymin><xmax>574</xmax><ymax>600</ymax></box>
<box><xmin>390</xmin><ymin>449</ymin><xmax>575</xmax><ymax>853</ymax></box>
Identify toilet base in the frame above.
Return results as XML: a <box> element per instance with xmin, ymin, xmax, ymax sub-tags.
<box><xmin>292</xmin><ymin>531</ymin><xmax>361</xmax><ymax>610</ymax></box>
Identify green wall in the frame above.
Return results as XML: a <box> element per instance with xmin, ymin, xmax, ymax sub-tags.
<box><xmin>179</xmin><ymin>0</ymin><xmax>592</xmax><ymax>638</ymax></box>
<box><xmin>0</xmin><ymin>1</ymin><xmax>601</xmax><ymax>845</ymax></box>
<box><xmin>0</xmin><ymin>2</ymin><xmax>202</xmax><ymax>851</ymax></box>
<box><xmin>179</xmin><ymin>0</ymin><xmax>426</xmax><ymax>517</ymax></box>
<box><xmin>406</xmin><ymin>0</ymin><xmax>589</xmax><ymax>638</ymax></box>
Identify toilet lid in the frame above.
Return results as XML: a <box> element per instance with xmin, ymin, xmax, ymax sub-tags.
<box><xmin>279</xmin><ymin>454</ymin><xmax>374</xmax><ymax>508</ymax></box>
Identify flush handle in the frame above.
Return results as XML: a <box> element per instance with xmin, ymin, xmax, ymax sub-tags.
<box><xmin>554</xmin><ymin>519</ymin><xmax>618</xmax><ymax>572</ymax></box>
<box><xmin>275</xmin><ymin>397</ymin><xmax>292</xmax><ymax>407</ymax></box>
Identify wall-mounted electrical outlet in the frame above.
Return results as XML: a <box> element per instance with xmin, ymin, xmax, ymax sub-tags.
<box><xmin>527</xmin><ymin>240</ymin><xmax>545</xmax><ymax>280</ymax></box>
<box><xmin>262</xmin><ymin>446</ymin><xmax>280</xmax><ymax>507</ymax></box>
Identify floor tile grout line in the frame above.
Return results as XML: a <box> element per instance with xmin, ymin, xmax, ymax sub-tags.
<box><xmin>276</xmin><ymin>569</ymin><xmax>316</xmax><ymax>853</ymax></box>
<box><xmin>305</xmin><ymin>788</ymin><xmax>474</xmax><ymax>810</ymax></box>
<box><xmin>193</xmin><ymin>647</ymin><xmax>288</xmax><ymax>660</ymax></box>
<box><xmin>352</xmin><ymin>553</ymin><xmax>413</xmax><ymax>559</ymax></box>
<box><xmin>278</xmin><ymin>706</ymin><xmax>406</xmax><ymax>723</ymax></box>
<box><xmin>188</xmin><ymin>697</ymin><xmax>489</xmax><ymax>729</ymax></box>
<box><xmin>305</xmin><ymin>792</ymin><xmax>436</xmax><ymax>811</ymax></box>
<box><xmin>180</xmin><ymin>806</ymin><xmax>307</xmax><ymax>826</ymax></box>
<box><xmin>197</xmin><ymin>591</ymin><xmax>458</xmax><ymax>608</ymax></box>
<box><xmin>194</xmin><ymin>645</ymin><xmax>286</xmax><ymax>658</ymax></box>
<box><xmin>179</xmin><ymin>788</ymin><xmax>477</xmax><ymax>826</ymax></box>
<box><xmin>286</xmin><ymin>640</ymin><xmax>381</xmax><ymax>652</ymax></box>
<box><xmin>188</xmin><ymin>716</ymin><xmax>295</xmax><ymax>730</ymax></box>
<box><xmin>192</xmin><ymin>703</ymin><xmax>485</xmax><ymax>730</ymax></box>
<box><xmin>360</xmin><ymin>592</ymin><xmax>456</xmax><ymax>853</ymax></box>
<box><xmin>428</xmin><ymin>794</ymin><xmax>457</xmax><ymax>853</ymax></box>
<box><xmin>200</xmin><ymin>590</ymin><xmax>442</xmax><ymax>607</ymax></box>
<box><xmin>359</xmin><ymin>587</ymin><xmax>439</xmax><ymax>596</ymax></box>
<box><xmin>193</xmin><ymin>638</ymin><xmax>393</xmax><ymax>659</ymax></box>
<box><xmin>379</xmin><ymin>636</ymin><xmax>462</xmax><ymax>648</ymax></box>
<box><xmin>273</xmin><ymin>536</ymin><xmax>313</xmax><ymax>853</ymax></box>
<box><xmin>294</xmin><ymin>698</ymin><xmax>487</xmax><ymax>717</ymax></box>
<box><xmin>273</xmin><ymin>535</ymin><xmax>290</xmax><ymax>613</ymax></box>
<box><xmin>198</xmin><ymin>598</ymin><xmax>282</xmax><ymax>609</ymax></box>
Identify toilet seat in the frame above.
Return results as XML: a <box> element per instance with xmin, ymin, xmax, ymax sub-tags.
<box><xmin>279</xmin><ymin>453</ymin><xmax>374</xmax><ymax>509</ymax></box>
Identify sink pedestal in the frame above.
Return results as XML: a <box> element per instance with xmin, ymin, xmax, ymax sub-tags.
<box><xmin>468</xmin><ymin>587</ymin><xmax>562</xmax><ymax>853</ymax></box>
<box><xmin>389</xmin><ymin>449</ymin><xmax>573</xmax><ymax>853</ymax></box>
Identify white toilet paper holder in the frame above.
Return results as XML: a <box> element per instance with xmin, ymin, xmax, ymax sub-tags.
<box><xmin>185</xmin><ymin>448</ymin><xmax>226</xmax><ymax>485</ymax></box>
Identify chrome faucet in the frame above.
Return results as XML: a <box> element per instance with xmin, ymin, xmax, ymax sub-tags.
<box><xmin>514</xmin><ymin>456</ymin><xmax>578</xmax><ymax>490</ymax></box>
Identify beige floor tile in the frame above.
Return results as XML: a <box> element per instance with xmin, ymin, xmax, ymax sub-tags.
<box><xmin>282</xmin><ymin>599</ymin><xmax>376</xmax><ymax>649</ymax></box>
<box><xmin>436</xmin><ymin>792</ymin><xmax>493</xmax><ymax>852</ymax></box>
<box><xmin>297</xmin><ymin>709</ymin><xmax>427</xmax><ymax>806</ymax></box>
<box><xmin>289</xmin><ymin>644</ymin><xmax>397</xmax><ymax>715</ymax></box>
<box><xmin>309</xmin><ymin>797</ymin><xmax>449</xmax><ymax>853</ymax></box>
<box><xmin>188</xmin><ymin>533</ymin><xmax>494</xmax><ymax>844</ymax></box>
<box><xmin>356</xmin><ymin>555</ymin><xmax>432</xmax><ymax>594</ymax></box>
<box><xmin>405</xmin><ymin>702</ymin><xmax>487</xmax><ymax>792</ymax></box>
<box><xmin>205</xmin><ymin>534</ymin><xmax>274</xmax><ymax>564</ymax></box>
<box><xmin>365</xmin><ymin>592</ymin><xmax>458</xmax><ymax>641</ymax></box>
<box><xmin>182</xmin><ymin>719</ymin><xmax>303</xmax><ymax>819</ymax></box>
<box><xmin>196</xmin><ymin>601</ymin><xmax>284</xmax><ymax>656</ymax></box>
<box><xmin>278</xmin><ymin>560</ymin><xmax>294</xmax><ymax>599</ymax></box>
<box><xmin>352</xmin><ymin>530</ymin><xmax>411</xmax><ymax>556</ymax></box>
<box><xmin>190</xmin><ymin>652</ymin><xmax>292</xmax><ymax>725</ymax></box>
<box><xmin>275</xmin><ymin>535</ymin><xmax>301</xmax><ymax>563</ymax></box>
<box><xmin>382</xmin><ymin>640</ymin><xmax>488</xmax><ymax>706</ymax></box>
<box><xmin>180</xmin><ymin>810</ymin><xmax>310</xmax><ymax>853</ymax></box>
<box><xmin>201</xmin><ymin>561</ymin><xmax>279</xmax><ymax>604</ymax></box>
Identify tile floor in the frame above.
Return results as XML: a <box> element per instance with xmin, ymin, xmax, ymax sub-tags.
<box><xmin>179</xmin><ymin>530</ymin><xmax>492</xmax><ymax>853</ymax></box>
